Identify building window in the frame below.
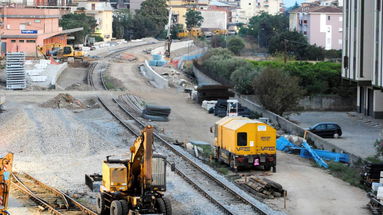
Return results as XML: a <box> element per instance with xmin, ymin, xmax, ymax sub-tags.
<box><xmin>26</xmin><ymin>40</ymin><xmax>36</xmax><ymax>43</ymax></box>
<box><xmin>303</xmin><ymin>31</ymin><xmax>307</xmax><ymax>35</ymax></box>
<box><xmin>249</xmin><ymin>3</ymin><xmax>251</xmax><ymax>5</ymax></box>
<box><xmin>11</xmin><ymin>40</ymin><xmax>16</xmax><ymax>43</ymax></box>
<box><xmin>303</xmin><ymin>20</ymin><xmax>308</xmax><ymax>24</ymax></box>
<box><xmin>328</xmin><ymin>16</ymin><xmax>331</xmax><ymax>20</ymax></box>
<box><xmin>92</xmin><ymin>3</ymin><xmax>95</xmax><ymax>10</ymax></box>
<box><xmin>19</xmin><ymin>40</ymin><xmax>25</xmax><ymax>43</ymax></box>
<box><xmin>35</xmin><ymin>19</ymin><xmax>41</xmax><ymax>23</ymax></box>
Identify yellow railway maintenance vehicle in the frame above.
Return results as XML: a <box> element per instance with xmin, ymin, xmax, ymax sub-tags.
<box><xmin>0</xmin><ymin>153</ymin><xmax>13</xmax><ymax>215</ymax></box>
<box><xmin>94</xmin><ymin>126</ymin><xmax>171</xmax><ymax>215</ymax></box>
<box><xmin>212</xmin><ymin>117</ymin><xmax>277</xmax><ymax>172</ymax></box>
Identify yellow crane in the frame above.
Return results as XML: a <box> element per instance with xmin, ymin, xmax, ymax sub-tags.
<box><xmin>0</xmin><ymin>153</ymin><xmax>14</xmax><ymax>215</ymax></box>
<box><xmin>94</xmin><ymin>126</ymin><xmax>171</xmax><ymax>215</ymax></box>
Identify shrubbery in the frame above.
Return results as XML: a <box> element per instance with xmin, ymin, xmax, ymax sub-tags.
<box><xmin>197</xmin><ymin>48</ymin><xmax>355</xmax><ymax>97</ymax></box>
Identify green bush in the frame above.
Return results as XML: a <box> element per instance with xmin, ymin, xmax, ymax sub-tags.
<box><xmin>227</xmin><ymin>36</ymin><xmax>245</xmax><ymax>55</ymax></box>
<box><xmin>230</xmin><ymin>63</ymin><xmax>259</xmax><ymax>94</ymax></box>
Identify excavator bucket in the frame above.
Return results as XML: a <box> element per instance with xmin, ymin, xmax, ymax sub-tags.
<box><xmin>0</xmin><ymin>153</ymin><xmax>13</xmax><ymax>213</ymax></box>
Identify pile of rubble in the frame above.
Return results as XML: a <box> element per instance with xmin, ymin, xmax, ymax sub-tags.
<box><xmin>235</xmin><ymin>175</ymin><xmax>286</xmax><ymax>199</ymax></box>
<box><xmin>40</xmin><ymin>93</ymin><xmax>86</xmax><ymax>109</ymax></box>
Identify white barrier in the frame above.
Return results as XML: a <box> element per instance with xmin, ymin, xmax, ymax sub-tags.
<box><xmin>143</xmin><ymin>60</ymin><xmax>169</xmax><ymax>89</ymax></box>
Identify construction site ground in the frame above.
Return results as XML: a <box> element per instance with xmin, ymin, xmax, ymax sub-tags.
<box><xmin>0</xmin><ymin>40</ymin><xmax>369</xmax><ymax>215</ymax></box>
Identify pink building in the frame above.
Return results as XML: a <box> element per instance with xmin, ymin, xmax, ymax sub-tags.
<box><xmin>0</xmin><ymin>7</ymin><xmax>81</xmax><ymax>56</ymax></box>
<box><xmin>289</xmin><ymin>4</ymin><xmax>343</xmax><ymax>50</ymax></box>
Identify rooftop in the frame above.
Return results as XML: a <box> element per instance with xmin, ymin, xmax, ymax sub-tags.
<box><xmin>290</xmin><ymin>6</ymin><xmax>342</xmax><ymax>14</ymax></box>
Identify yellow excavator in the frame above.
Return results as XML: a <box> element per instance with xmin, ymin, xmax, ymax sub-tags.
<box><xmin>37</xmin><ymin>43</ymin><xmax>84</xmax><ymax>60</ymax></box>
<box><xmin>87</xmin><ymin>126</ymin><xmax>171</xmax><ymax>215</ymax></box>
<box><xmin>0</xmin><ymin>153</ymin><xmax>13</xmax><ymax>215</ymax></box>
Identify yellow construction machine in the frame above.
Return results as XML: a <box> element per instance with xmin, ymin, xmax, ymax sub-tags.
<box><xmin>37</xmin><ymin>44</ymin><xmax>84</xmax><ymax>60</ymax></box>
<box><xmin>176</xmin><ymin>28</ymin><xmax>204</xmax><ymax>38</ymax></box>
<box><xmin>88</xmin><ymin>126</ymin><xmax>171</xmax><ymax>215</ymax></box>
<box><xmin>0</xmin><ymin>153</ymin><xmax>14</xmax><ymax>215</ymax></box>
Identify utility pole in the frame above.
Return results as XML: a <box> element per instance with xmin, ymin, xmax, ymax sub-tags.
<box><xmin>283</xmin><ymin>39</ymin><xmax>288</xmax><ymax>64</ymax></box>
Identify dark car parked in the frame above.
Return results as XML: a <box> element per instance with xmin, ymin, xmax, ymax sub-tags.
<box><xmin>308</xmin><ymin>122</ymin><xmax>342</xmax><ymax>138</ymax></box>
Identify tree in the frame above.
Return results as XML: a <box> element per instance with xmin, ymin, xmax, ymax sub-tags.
<box><xmin>135</xmin><ymin>0</ymin><xmax>168</xmax><ymax>37</ymax></box>
<box><xmin>211</xmin><ymin>35</ymin><xmax>226</xmax><ymax>48</ymax></box>
<box><xmin>245</xmin><ymin>12</ymin><xmax>289</xmax><ymax>48</ymax></box>
<box><xmin>131</xmin><ymin>14</ymin><xmax>159</xmax><ymax>39</ymax></box>
<box><xmin>60</xmin><ymin>13</ymin><xmax>97</xmax><ymax>44</ymax></box>
<box><xmin>253</xmin><ymin>67</ymin><xmax>304</xmax><ymax>115</ymax></box>
<box><xmin>185</xmin><ymin>9</ymin><xmax>204</xmax><ymax>30</ymax></box>
<box><xmin>230</xmin><ymin>63</ymin><xmax>259</xmax><ymax>94</ymax></box>
<box><xmin>268</xmin><ymin>31</ymin><xmax>308</xmax><ymax>60</ymax></box>
<box><xmin>113</xmin><ymin>9</ymin><xmax>133</xmax><ymax>40</ymax></box>
<box><xmin>227</xmin><ymin>36</ymin><xmax>245</xmax><ymax>55</ymax></box>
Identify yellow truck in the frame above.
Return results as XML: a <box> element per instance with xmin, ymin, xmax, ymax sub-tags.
<box><xmin>0</xmin><ymin>153</ymin><xmax>13</xmax><ymax>215</ymax></box>
<box><xmin>212</xmin><ymin>117</ymin><xmax>277</xmax><ymax>172</ymax></box>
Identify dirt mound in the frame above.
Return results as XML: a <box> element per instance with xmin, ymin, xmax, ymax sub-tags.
<box><xmin>65</xmin><ymin>83</ymin><xmax>93</xmax><ymax>91</ymax></box>
<box><xmin>40</xmin><ymin>93</ymin><xmax>86</xmax><ymax>109</ymax></box>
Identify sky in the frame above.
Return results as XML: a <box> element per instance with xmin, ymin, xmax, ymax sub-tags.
<box><xmin>284</xmin><ymin>0</ymin><xmax>305</xmax><ymax>8</ymax></box>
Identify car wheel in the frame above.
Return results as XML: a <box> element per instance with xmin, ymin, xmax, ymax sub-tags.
<box><xmin>333</xmin><ymin>132</ymin><xmax>339</xmax><ymax>138</ymax></box>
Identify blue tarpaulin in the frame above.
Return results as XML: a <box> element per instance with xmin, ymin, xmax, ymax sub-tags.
<box><xmin>276</xmin><ymin>137</ymin><xmax>350</xmax><ymax>167</ymax></box>
<box><xmin>301</xmin><ymin>142</ymin><xmax>329</xmax><ymax>168</ymax></box>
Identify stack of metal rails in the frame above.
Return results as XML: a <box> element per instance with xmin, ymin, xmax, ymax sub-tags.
<box><xmin>6</xmin><ymin>52</ymin><xmax>26</xmax><ymax>89</ymax></box>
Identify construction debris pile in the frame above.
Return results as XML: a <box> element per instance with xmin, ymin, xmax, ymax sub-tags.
<box><xmin>235</xmin><ymin>176</ymin><xmax>286</xmax><ymax>199</ymax></box>
<box><xmin>40</xmin><ymin>93</ymin><xmax>86</xmax><ymax>109</ymax></box>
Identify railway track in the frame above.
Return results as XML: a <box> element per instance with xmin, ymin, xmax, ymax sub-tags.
<box><xmin>87</xmin><ymin>44</ymin><xmax>285</xmax><ymax>215</ymax></box>
<box><xmin>12</xmin><ymin>172</ymin><xmax>97</xmax><ymax>215</ymax></box>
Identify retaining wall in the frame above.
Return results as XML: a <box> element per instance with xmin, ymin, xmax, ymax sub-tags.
<box><xmin>143</xmin><ymin>60</ymin><xmax>169</xmax><ymax>89</ymax></box>
<box><xmin>235</xmin><ymin>94</ymin><xmax>361</xmax><ymax>164</ymax></box>
<box><xmin>298</xmin><ymin>95</ymin><xmax>355</xmax><ymax>111</ymax></box>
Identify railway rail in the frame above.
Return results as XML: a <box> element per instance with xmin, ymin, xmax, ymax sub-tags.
<box><xmin>12</xmin><ymin>172</ymin><xmax>97</xmax><ymax>215</ymax></box>
<box><xmin>87</xmin><ymin>43</ymin><xmax>285</xmax><ymax>215</ymax></box>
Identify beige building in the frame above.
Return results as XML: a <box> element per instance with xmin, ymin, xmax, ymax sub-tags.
<box><xmin>342</xmin><ymin>0</ymin><xmax>383</xmax><ymax>118</ymax></box>
<box><xmin>167</xmin><ymin>0</ymin><xmax>208</xmax><ymax>27</ymax></box>
<box><xmin>232</xmin><ymin>0</ymin><xmax>283</xmax><ymax>23</ymax></box>
<box><xmin>76</xmin><ymin>2</ymin><xmax>113</xmax><ymax>41</ymax></box>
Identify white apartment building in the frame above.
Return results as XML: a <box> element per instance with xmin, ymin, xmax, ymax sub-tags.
<box><xmin>232</xmin><ymin>0</ymin><xmax>282</xmax><ymax>23</ymax></box>
<box><xmin>342</xmin><ymin>0</ymin><xmax>383</xmax><ymax>118</ymax></box>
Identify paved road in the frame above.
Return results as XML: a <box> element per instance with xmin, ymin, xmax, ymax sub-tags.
<box><xmin>290</xmin><ymin>111</ymin><xmax>382</xmax><ymax>158</ymax></box>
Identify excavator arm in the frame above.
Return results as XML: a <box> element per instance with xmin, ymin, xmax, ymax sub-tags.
<box><xmin>129</xmin><ymin>126</ymin><xmax>154</xmax><ymax>190</ymax></box>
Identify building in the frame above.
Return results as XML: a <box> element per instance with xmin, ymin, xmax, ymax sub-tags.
<box><xmin>167</xmin><ymin>0</ymin><xmax>209</xmax><ymax>28</ymax></box>
<box><xmin>232</xmin><ymin>0</ymin><xmax>282</xmax><ymax>24</ymax></box>
<box><xmin>342</xmin><ymin>0</ymin><xmax>383</xmax><ymax>118</ymax></box>
<box><xmin>76</xmin><ymin>2</ymin><xmax>113</xmax><ymax>41</ymax></box>
<box><xmin>130</xmin><ymin>0</ymin><xmax>145</xmax><ymax>12</ymax></box>
<box><xmin>0</xmin><ymin>0</ymin><xmax>72</xmax><ymax>6</ymax></box>
<box><xmin>0</xmin><ymin>7</ymin><xmax>81</xmax><ymax>56</ymax></box>
<box><xmin>200</xmin><ymin>10</ymin><xmax>227</xmax><ymax>30</ymax></box>
<box><xmin>289</xmin><ymin>4</ymin><xmax>343</xmax><ymax>50</ymax></box>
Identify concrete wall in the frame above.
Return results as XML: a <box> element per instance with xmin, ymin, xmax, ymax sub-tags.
<box><xmin>143</xmin><ymin>60</ymin><xmax>168</xmax><ymax>89</ymax></box>
<box><xmin>298</xmin><ymin>95</ymin><xmax>354</xmax><ymax>111</ymax></box>
<box><xmin>235</xmin><ymin>94</ymin><xmax>361</xmax><ymax>164</ymax></box>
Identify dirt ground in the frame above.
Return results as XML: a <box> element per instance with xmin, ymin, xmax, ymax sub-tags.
<box><xmin>1</xmin><ymin>95</ymin><xmax>222</xmax><ymax>215</ymax></box>
<box><xmin>107</xmin><ymin>45</ymin><xmax>370</xmax><ymax>215</ymax></box>
<box><xmin>0</xmin><ymin>40</ymin><xmax>371</xmax><ymax>215</ymax></box>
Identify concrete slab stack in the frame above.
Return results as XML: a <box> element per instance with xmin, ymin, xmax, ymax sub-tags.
<box><xmin>6</xmin><ymin>52</ymin><xmax>26</xmax><ymax>89</ymax></box>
